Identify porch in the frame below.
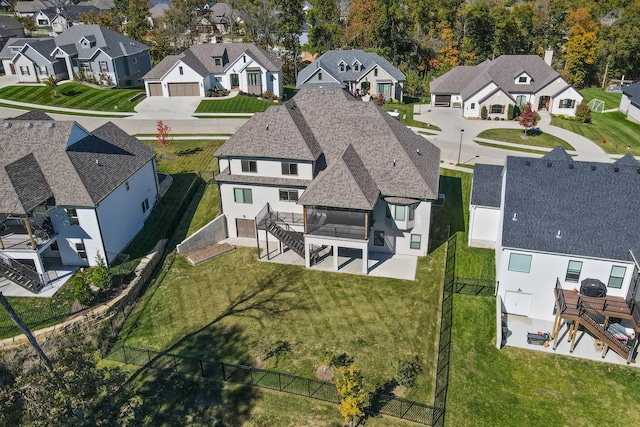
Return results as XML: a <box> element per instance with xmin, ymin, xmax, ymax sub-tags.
<box><xmin>0</xmin><ymin>220</ymin><xmax>54</xmax><ymax>251</ymax></box>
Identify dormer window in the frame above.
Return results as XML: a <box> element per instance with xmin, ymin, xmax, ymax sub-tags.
<box><xmin>518</xmin><ymin>76</ymin><xmax>527</xmax><ymax>83</ymax></box>
<box><xmin>353</xmin><ymin>61</ymin><xmax>361</xmax><ymax>72</ymax></box>
<box><xmin>515</xmin><ymin>73</ymin><xmax>531</xmax><ymax>84</ymax></box>
<box><xmin>214</xmin><ymin>57</ymin><xmax>222</xmax><ymax>66</ymax></box>
<box><xmin>339</xmin><ymin>63</ymin><xmax>345</xmax><ymax>72</ymax></box>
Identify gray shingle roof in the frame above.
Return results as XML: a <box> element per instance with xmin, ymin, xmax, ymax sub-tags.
<box><xmin>0</xmin><ymin>16</ymin><xmax>24</xmax><ymax>31</ymax></box>
<box><xmin>143</xmin><ymin>43</ymin><xmax>282</xmax><ymax>79</ymax></box>
<box><xmin>54</xmin><ymin>25</ymin><xmax>149</xmax><ymax>59</ymax></box>
<box><xmin>501</xmin><ymin>148</ymin><xmax>640</xmax><ymax>261</ymax></box>
<box><xmin>0</xmin><ymin>37</ymin><xmax>34</xmax><ymax>60</ymax></box>
<box><xmin>470</xmin><ymin>164</ymin><xmax>503</xmax><ymax>208</ymax></box>
<box><xmin>12</xmin><ymin>110</ymin><xmax>54</xmax><ymax>121</ymax></box>
<box><xmin>297</xmin><ymin>50</ymin><xmax>405</xmax><ymax>88</ymax></box>
<box><xmin>431</xmin><ymin>55</ymin><xmax>574</xmax><ymax>102</ymax></box>
<box><xmin>42</xmin><ymin>5</ymin><xmax>100</xmax><ymax>22</ymax></box>
<box><xmin>298</xmin><ymin>144</ymin><xmax>379</xmax><ymax>210</ymax></box>
<box><xmin>0</xmin><ymin>117</ymin><xmax>155</xmax><ymax>214</ymax></box>
<box><xmin>15</xmin><ymin>0</ymin><xmax>52</xmax><ymax>13</ymax></box>
<box><xmin>215</xmin><ymin>87</ymin><xmax>441</xmax><ymax>206</ymax></box>
<box><xmin>623</xmin><ymin>82</ymin><xmax>640</xmax><ymax>107</ymax></box>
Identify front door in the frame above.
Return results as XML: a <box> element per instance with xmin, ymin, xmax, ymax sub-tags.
<box><xmin>247</xmin><ymin>71</ymin><xmax>261</xmax><ymax>95</ymax></box>
<box><xmin>236</xmin><ymin>219</ymin><xmax>256</xmax><ymax>238</ymax></box>
<box><xmin>231</xmin><ymin>73</ymin><xmax>239</xmax><ymax>88</ymax></box>
<box><xmin>504</xmin><ymin>291</ymin><xmax>532</xmax><ymax>316</ymax></box>
<box><xmin>538</xmin><ymin>96</ymin><xmax>550</xmax><ymax>111</ymax></box>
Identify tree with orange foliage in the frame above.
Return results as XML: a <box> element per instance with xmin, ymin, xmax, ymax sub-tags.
<box><xmin>155</xmin><ymin>120</ymin><xmax>173</xmax><ymax>158</ymax></box>
<box><xmin>335</xmin><ymin>365</ymin><xmax>368</xmax><ymax>427</ymax></box>
<box><xmin>517</xmin><ymin>103</ymin><xmax>538</xmax><ymax>137</ymax></box>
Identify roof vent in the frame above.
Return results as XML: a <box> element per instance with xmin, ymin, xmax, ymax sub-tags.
<box><xmin>512</xmin><ymin>213</ymin><xmax>517</xmax><ymax>221</ymax></box>
<box><xmin>569</xmin><ymin>164</ymin><xmax>574</xmax><ymax>169</ymax></box>
<box><xmin>2</xmin><ymin>122</ymin><xmax>10</xmax><ymax>129</ymax></box>
<box><xmin>95</xmin><ymin>159</ymin><xmax>101</xmax><ymax>166</ymax></box>
<box><xmin>547</xmin><ymin>162</ymin><xmax>552</xmax><ymax>167</ymax></box>
<box><xmin>393</xmin><ymin>159</ymin><xmax>396</xmax><ymax>167</ymax></box>
<box><xmin>525</xmin><ymin>160</ymin><xmax>530</xmax><ymax>166</ymax></box>
<box><xmin>614</xmin><ymin>166</ymin><xmax>620</xmax><ymax>172</ymax></box>
<box><xmin>24</xmin><ymin>122</ymin><xmax>32</xmax><ymax>129</ymax></box>
<box><xmin>416</xmin><ymin>149</ymin><xmax>421</xmax><ymax>155</ymax></box>
<box><xmin>266</xmin><ymin>124</ymin><xmax>269</xmax><ymax>131</ymax></box>
<box><xmin>591</xmin><ymin>165</ymin><xmax>596</xmax><ymax>171</ymax></box>
<box><xmin>45</xmin><ymin>122</ymin><xmax>54</xmax><ymax>129</ymax></box>
<box><xmin>556</xmin><ymin>230</ymin><xmax>561</xmax><ymax>239</ymax></box>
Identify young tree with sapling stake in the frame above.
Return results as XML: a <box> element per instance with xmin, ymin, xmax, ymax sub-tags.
<box><xmin>155</xmin><ymin>120</ymin><xmax>173</xmax><ymax>159</ymax></box>
<box><xmin>335</xmin><ymin>365</ymin><xmax>368</xmax><ymax>427</ymax></box>
<box><xmin>517</xmin><ymin>102</ymin><xmax>538</xmax><ymax>137</ymax></box>
<box><xmin>44</xmin><ymin>75</ymin><xmax>59</xmax><ymax>98</ymax></box>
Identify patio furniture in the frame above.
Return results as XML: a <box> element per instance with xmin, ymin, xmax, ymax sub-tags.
<box><xmin>527</xmin><ymin>332</ymin><xmax>550</xmax><ymax>345</ymax></box>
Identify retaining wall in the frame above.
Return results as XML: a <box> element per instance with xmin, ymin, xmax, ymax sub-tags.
<box><xmin>176</xmin><ymin>215</ymin><xmax>227</xmax><ymax>254</ymax></box>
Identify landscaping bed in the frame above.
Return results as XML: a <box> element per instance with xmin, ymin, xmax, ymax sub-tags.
<box><xmin>0</xmin><ymin>83</ymin><xmax>145</xmax><ymax>112</ymax></box>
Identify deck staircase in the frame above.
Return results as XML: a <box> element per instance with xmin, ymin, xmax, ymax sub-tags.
<box><xmin>267</xmin><ymin>222</ymin><xmax>305</xmax><ymax>257</ymax></box>
<box><xmin>576</xmin><ymin>300</ymin><xmax>634</xmax><ymax>362</ymax></box>
<box><xmin>0</xmin><ymin>255</ymin><xmax>45</xmax><ymax>294</ymax></box>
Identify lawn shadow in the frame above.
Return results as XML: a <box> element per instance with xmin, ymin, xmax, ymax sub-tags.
<box><xmin>429</xmin><ymin>175</ymin><xmax>465</xmax><ymax>253</ymax></box>
<box><xmin>176</xmin><ymin>147</ymin><xmax>204</xmax><ymax>156</ymax></box>
<box><xmin>62</xmin><ymin>89</ymin><xmax>81</xmax><ymax>97</ymax></box>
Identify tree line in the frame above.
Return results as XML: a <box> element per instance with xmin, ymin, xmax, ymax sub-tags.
<box><xmin>77</xmin><ymin>0</ymin><xmax>640</xmax><ymax>91</ymax></box>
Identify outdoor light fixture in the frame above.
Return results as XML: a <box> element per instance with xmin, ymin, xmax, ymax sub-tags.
<box><xmin>457</xmin><ymin>129</ymin><xmax>465</xmax><ymax>165</ymax></box>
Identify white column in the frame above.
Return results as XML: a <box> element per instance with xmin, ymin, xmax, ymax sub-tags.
<box><xmin>304</xmin><ymin>242</ymin><xmax>311</xmax><ymax>268</ymax></box>
<box><xmin>362</xmin><ymin>249</ymin><xmax>368</xmax><ymax>274</ymax></box>
<box><xmin>34</xmin><ymin>255</ymin><xmax>47</xmax><ymax>285</ymax></box>
<box><xmin>333</xmin><ymin>245</ymin><xmax>339</xmax><ymax>271</ymax></box>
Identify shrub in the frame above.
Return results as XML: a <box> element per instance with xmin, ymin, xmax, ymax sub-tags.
<box><xmin>481</xmin><ymin>105</ymin><xmax>488</xmax><ymax>120</ymax></box>
<box><xmin>73</xmin><ymin>271</ymin><xmax>95</xmax><ymax>306</ymax></box>
<box><xmin>376</xmin><ymin>93</ymin><xmax>385</xmax><ymax>106</ymax></box>
<box><xmin>260</xmin><ymin>340</ymin><xmax>291</xmax><ymax>361</ymax></box>
<box><xmin>507</xmin><ymin>104</ymin><xmax>514</xmax><ymax>120</ymax></box>
<box><xmin>575</xmin><ymin>102</ymin><xmax>592</xmax><ymax>123</ymax></box>
<box><xmin>513</xmin><ymin>105</ymin><xmax>521</xmax><ymax>119</ymax></box>
<box><xmin>392</xmin><ymin>356</ymin><xmax>423</xmax><ymax>388</ymax></box>
<box><xmin>328</xmin><ymin>352</ymin><xmax>354</xmax><ymax>368</ymax></box>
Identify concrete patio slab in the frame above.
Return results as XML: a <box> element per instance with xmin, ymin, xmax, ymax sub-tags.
<box><xmin>0</xmin><ymin>265</ymin><xmax>76</xmax><ymax>298</ymax></box>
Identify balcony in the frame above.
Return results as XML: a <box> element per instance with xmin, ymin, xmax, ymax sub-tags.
<box><xmin>306</xmin><ymin>208</ymin><xmax>368</xmax><ymax>241</ymax></box>
<box><xmin>0</xmin><ymin>218</ymin><xmax>54</xmax><ymax>251</ymax></box>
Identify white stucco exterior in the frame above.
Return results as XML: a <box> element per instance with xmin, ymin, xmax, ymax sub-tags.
<box><xmin>468</xmin><ymin>206</ymin><xmax>500</xmax><ymax>248</ymax></box>
<box><xmin>620</xmin><ymin>94</ymin><xmax>640</xmax><ymax>122</ymax></box>
<box><xmin>496</xmin><ymin>248</ymin><xmax>633</xmax><ymax>321</ymax></box>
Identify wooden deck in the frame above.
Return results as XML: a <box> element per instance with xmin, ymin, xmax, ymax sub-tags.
<box><xmin>559</xmin><ymin>288</ymin><xmax>637</xmax><ymax>329</ymax></box>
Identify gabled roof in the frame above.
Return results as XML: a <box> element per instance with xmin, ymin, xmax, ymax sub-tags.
<box><xmin>0</xmin><ymin>16</ymin><xmax>24</xmax><ymax>31</ymax></box>
<box><xmin>622</xmin><ymin>82</ymin><xmax>640</xmax><ymax>107</ymax></box>
<box><xmin>431</xmin><ymin>55</ymin><xmax>574</xmax><ymax>102</ymax></box>
<box><xmin>296</xmin><ymin>50</ymin><xmax>405</xmax><ymax>88</ymax></box>
<box><xmin>470</xmin><ymin>164</ymin><xmax>503</xmax><ymax>208</ymax></box>
<box><xmin>54</xmin><ymin>25</ymin><xmax>149</xmax><ymax>59</ymax></box>
<box><xmin>500</xmin><ymin>147</ymin><xmax>640</xmax><ymax>261</ymax></box>
<box><xmin>76</xmin><ymin>0</ymin><xmax>114</xmax><ymax>10</ymax></box>
<box><xmin>298</xmin><ymin>144</ymin><xmax>379</xmax><ymax>210</ymax></box>
<box><xmin>17</xmin><ymin>38</ymin><xmax>57</xmax><ymax>63</ymax></box>
<box><xmin>0</xmin><ymin>37</ymin><xmax>35</xmax><ymax>60</ymax></box>
<box><xmin>143</xmin><ymin>43</ymin><xmax>282</xmax><ymax>79</ymax></box>
<box><xmin>0</xmin><ymin>112</ymin><xmax>155</xmax><ymax>214</ymax></box>
<box><xmin>215</xmin><ymin>88</ymin><xmax>441</xmax><ymax>205</ymax></box>
<box><xmin>15</xmin><ymin>0</ymin><xmax>53</xmax><ymax>14</ymax></box>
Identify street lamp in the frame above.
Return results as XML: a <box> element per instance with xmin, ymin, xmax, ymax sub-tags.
<box><xmin>457</xmin><ymin>129</ymin><xmax>465</xmax><ymax>165</ymax></box>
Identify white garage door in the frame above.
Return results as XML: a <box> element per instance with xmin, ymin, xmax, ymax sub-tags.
<box><xmin>504</xmin><ymin>291</ymin><xmax>532</xmax><ymax>316</ymax></box>
<box><xmin>168</xmin><ymin>82</ymin><xmax>200</xmax><ymax>96</ymax></box>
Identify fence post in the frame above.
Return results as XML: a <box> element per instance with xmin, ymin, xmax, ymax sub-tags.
<box><xmin>278</xmin><ymin>372</ymin><xmax>282</xmax><ymax>391</ymax></box>
<box><xmin>250</xmin><ymin>367</ymin><xmax>254</xmax><ymax>385</ymax></box>
<box><xmin>200</xmin><ymin>359</ymin><xmax>205</xmax><ymax>378</ymax></box>
<box><xmin>173</xmin><ymin>354</ymin><xmax>178</xmax><ymax>372</ymax></box>
<box><xmin>123</xmin><ymin>345</ymin><xmax>128</xmax><ymax>365</ymax></box>
<box><xmin>221</xmin><ymin>362</ymin><xmax>226</xmax><ymax>381</ymax></box>
<box><xmin>148</xmin><ymin>349</ymin><xmax>152</xmax><ymax>365</ymax></box>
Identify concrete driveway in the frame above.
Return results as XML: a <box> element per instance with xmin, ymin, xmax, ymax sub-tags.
<box><xmin>134</xmin><ymin>96</ymin><xmax>203</xmax><ymax>120</ymax></box>
<box><xmin>413</xmin><ymin>105</ymin><xmax>611</xmax><ymax>166</ymax></box>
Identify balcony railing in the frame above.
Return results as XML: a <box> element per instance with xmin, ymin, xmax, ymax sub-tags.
<box><xmin>0</xmin><ymin>220</ymin><xmax>54</xmax><ymax>251</ymax></box>
<box><xmin>305</xmin><ymin>223</ymin><xmax>368</xmax><ymax>240</ymax></box>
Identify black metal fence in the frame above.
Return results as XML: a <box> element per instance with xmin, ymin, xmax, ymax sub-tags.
<box><xmin>433</xmin><ymin>232</ymin><xmax>455</xmax><ymax>427</ymax></box>
<box><xmin>453</xmin><ymin>276</ymin><xmax>496</xmax><ymax>297</ymax></box>
<box><xmin>106</xmin><ymin>343</ymin><xmax>437</xmax><ymax>425</ymax></box>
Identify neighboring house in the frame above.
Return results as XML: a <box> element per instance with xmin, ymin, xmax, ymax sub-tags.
<box><xmin>469</xmin><ymin>147</ymin><xmax>640</xmax><ymax>357</ymax></box>
<box><xmin>0</xmin><ymin>0</ymin><xmax>13</xmax><ymax>12</ymax></box>
<box><xmin>296</xmin><ymin>49</ymin><xmax>405</xmax><ymax>101</ymax></box>
<box><xmin>0</xmin><ymin>110</ymin><xmax>159</xmax><ymax>295</ymax></box>
<box><xmin>0</xmin><ymin>25</ymin><xmax>151</xmax><ymax>87</ymax></box>
<box><xmin>430</xmin><ymin>50</ymin><xmax>583</xmax><ymax>118</ymax></box>
<box><xmin>0</xmin><ymin>16</ymin><xmax>25</xmax><ymax>51</ymax></box>
<box><xmin>214</xmin><ymin>87</ymin><xmax>440</xmax><ymax>275</ymax></box>
<box><xmin>14</xmin><ymin>0</ymin><xmax>53</xmax><ymax>17</ymax></box>
<box><xmin>35</xmin><ymin>5</ymin><xmax>100</xmax><ymax>34</ymax></box>
<box><xmin>77</xmin><ymin>0</ymin><xmax>114</xmax><ymax>10</ymax></box>
<box><xmin>620</xmin><ymin>81</ymin><xmax>640</xmax><ymax>122</ymax></box>
<box><xmin>144</xmin><ymin>43</ymin><xmax>282</xmax><ymax>97</ymax></box>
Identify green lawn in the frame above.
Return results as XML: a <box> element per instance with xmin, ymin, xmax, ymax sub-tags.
<box><xmin>474</xmin><ymin>140</ymin><xmax>551</xmax><ymax>156</ymax></box>
<box><xmin>0</xmin><ymin>83</ymin><xmax>145</xmax><ymax>112</ymax></box>
<box><xmin>551</xmin><ymin>111</ymin><xmax>640</xmax><ymax>155</ymax></box>
<box><xmin>382</xmin><ymin>103</ymin><xmax>442</xmax><ymax>130</ymax></box>
<box><xmin>195</xmin><ymin>95</ymin><xmax>280</xmax><ymax>113</ymax></box>
<box><xmin>477</xmin><ymin>128</ymin><xmax>574</xmax><ymax>151</ymax></box>
<box><xmin>580</xmin><ymin>87</ymin><xmax>622</xmax><ymax>111</ymax></box>
<box><xmin>446</xmin><ymin>295</ymin><xmax>640</xmax><ymax>426</ymax></box>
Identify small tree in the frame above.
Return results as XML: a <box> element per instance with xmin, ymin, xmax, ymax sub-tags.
<box><xmin>376</xmin><ymin>93</ymin><xmax>385</xmax><ymax>106</ymax></box>
<box><xmin>575</xmin><ymin>102</ymin><xmax>592</xmax><ymax>123</ymax></box>
<box><xmin>507</xmin><ymin>104</ymin><xmax>514</xmax><ymax>120</ymax></box>
<box><xmin>517</xmin><ymin>102</ymin><xmax>538</xmax><ymax>137</ymax></box>
<box><xmin>44</xmin><ymin>75</ymin><xmax>59</xmax><ymax>98</ymax></box>
<box><xmin>155</xmin><ymin>120</ymin><xmax>173</xmax><ymax>158</ymax></box>
<box><xmin>480</xmin><ymin>105</ymin><xmax>488</xmax><ymax>120</ymax></box>
<box><xmin>336</xmin><ymin>365</ymin><xmax>368</xmax><ymax>427</ymax></box>
<box><xmin>92</xmin><ymin>253</ymin><xmax>112</xmax><ymax>289</ymax></box>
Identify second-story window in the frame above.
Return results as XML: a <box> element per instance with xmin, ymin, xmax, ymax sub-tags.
<box><xmin>66</xmin><ymin>208</ymin><xmax>79</xmax><ymax>226</ymax></box>
<box><xmin>374</xmin><ymin>68</ymin><xmax>378</xmax><ymax>77</ymax></box>
<box><xmin>281</xmin><ymin>162</ymin><xmax>298</xmax><ymax>175</ymax></box>
<box><xmin>241</xmin><ymin>160</ymin><xmax>257</xmax><ymax>173</ymax></box>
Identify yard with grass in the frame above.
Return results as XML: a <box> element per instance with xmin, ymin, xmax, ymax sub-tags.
<box><xmin>195</xmin><ymin>95</ymin><xmax>280</xmax><ymax>113</ymax></box>
<box><xmin>0</xmin><ymin>83</ymin><xmax>145</xmax><ymax>112</ymax></box>
<box><xmin>446</xmin><ymin>295</ymin><xmax>640</xmax><ymax>426</ymax></box>
<box><xmin>382</xmin><ymin>102</ymin><xmax>441</xmax><ymax>131</ymax></box>
<box><xmin>551</xmin><ymin>111</ymin><xmax>640</xmax><ymax>155</ymax></box>
<box><xmin>474</xmin><ymin>140</ymin><xmax>549</xmax><ymax>156</ymax></box>
<box><xmin>477</xmin><ymin>128</ymin><xmax>573</xmax><ymax>151</ymax></box>
<box><xmin>580</xmin><ymin>87</ymin><xmax>622</xmax><ymax>111</ymax></box>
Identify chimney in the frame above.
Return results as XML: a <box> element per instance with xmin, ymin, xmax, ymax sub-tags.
<box><xmin>544</xmin><ymin>48</ymin><xmax>554</xmax><ymax>67</ymax></box>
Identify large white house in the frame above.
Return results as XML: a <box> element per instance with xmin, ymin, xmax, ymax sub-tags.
<box><xmin>214</xmin><ymin>87</ymin><xmax>440</xmax><ymax>274</ymax></box>
<box><xmin>0</xmin><ymin>111</ymin><xmax>159</xmax><ymax>294</ymax></box>
<box><xmin>469</xmin><ymin>148</ymin><xmax>640</xmax><ymax>360</ymax></box>
<box><xmin>143</xmin><ymin>43</ymin><xmax>283</xmax><ymax>97</ymax></box>
<box><xmin>620</xmin><ymin>81</ymin><xmax>640</xmax><ymax>122</ymax></box>
<box><xmin>430</xmin><ymin>51</ymin><xmax>583</xmax><ymax>119</ymax></box>
<box><xmin>296</xmin><ymin>50</ymin><xmax>406</xmax><ymax>101</ymax></box>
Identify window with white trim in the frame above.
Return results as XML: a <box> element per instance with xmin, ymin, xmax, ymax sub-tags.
<box><xmin>241</xmin><ymin>159</ymin><xmax>257</xmax><ymax>173</ymax></box>
<box><xmin>141</xmin><ymin>198</ymin><xmax>149</xmax><ymax>213</ymax></box>
<box><xmin>518</xmin><ymin>76</ymin><xmax>527</xmax><ymax>83</ymax></box>
<box><xmin>281</xmin><ymin>162</ymin><xmax>298</xmax><ymax>175</ymax></box>
<box><xmin>234</xmin><ymin>188</ymin><xmax>253</xmax><ymax>204</ymax></box>
<box><xmin>99</xmin><ymin>61</ymin><xmax>108</xmax><ymax>72</ymax></box>
<box><xmin>565</xmin><ymin>260</ymin><xmax>582</xmax><ymax>282</ymax></box>
<box><xmin>39</xmin><ymin>66</ymin><xmax>48</xmax><ymax>75</ymax></box>
<box><xmin>76</xmin><ymin>242</ymin><xmax>87</xmax><ymax>260</ymax></box>
<box><xmin>394</xmin><ymin>205</ymin><xmax>406</xmax><ymax>221</ymax></box>
<box><xmin>179</xmin><ymin>66</ymin><xmax>183</xmax><ymax>75</ymax></box>
<box><xmin>410</xmin><ymin>234</ymin><xmax>421</xmax><ymax>250</ymax></box>
<box><xmin>19</xmin><ymin>66</ymin><xmax>30</xmax><ymax>76</ymax></box>
<box><xmin>491</xmin><ymin>104</ymin><xmax>504</xmax><ymax>114</ymax></box>
<box><xmin>339</xmin><ymin>63</ymin><xmax>345</xmax><ymax>72</ymax></box>
<box><xmin>374</xmin><ymin>230</ymin><xmax>384</xmax><ymax>246</ymax></box>
<box><xmin>516</xmin><ymin>95</ymin><xmax>526</xmax><ymax>106</ymax></box>
<box><xmin>508</xmin><ymin>253</ymin><xmax>532</xmax><ymax>273</ymax></box>
<box><xmin>608</xmin><ymin>266</ymin><xmax>626</xmax><ymax>289</ymax></box>
<box><xmin>279</xmin><ymin>189</ymin><xmax>298</xmax><ymax>202</ymax></box>
<box><xmin>66</xmin><ymin>208</ymin><xmax>79</xmax><ymax>226</ymax></box>
<box><xmin>559</xmin><ymin>99</ymin><xmax>575</xmax><ymax>109</ymax></box>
